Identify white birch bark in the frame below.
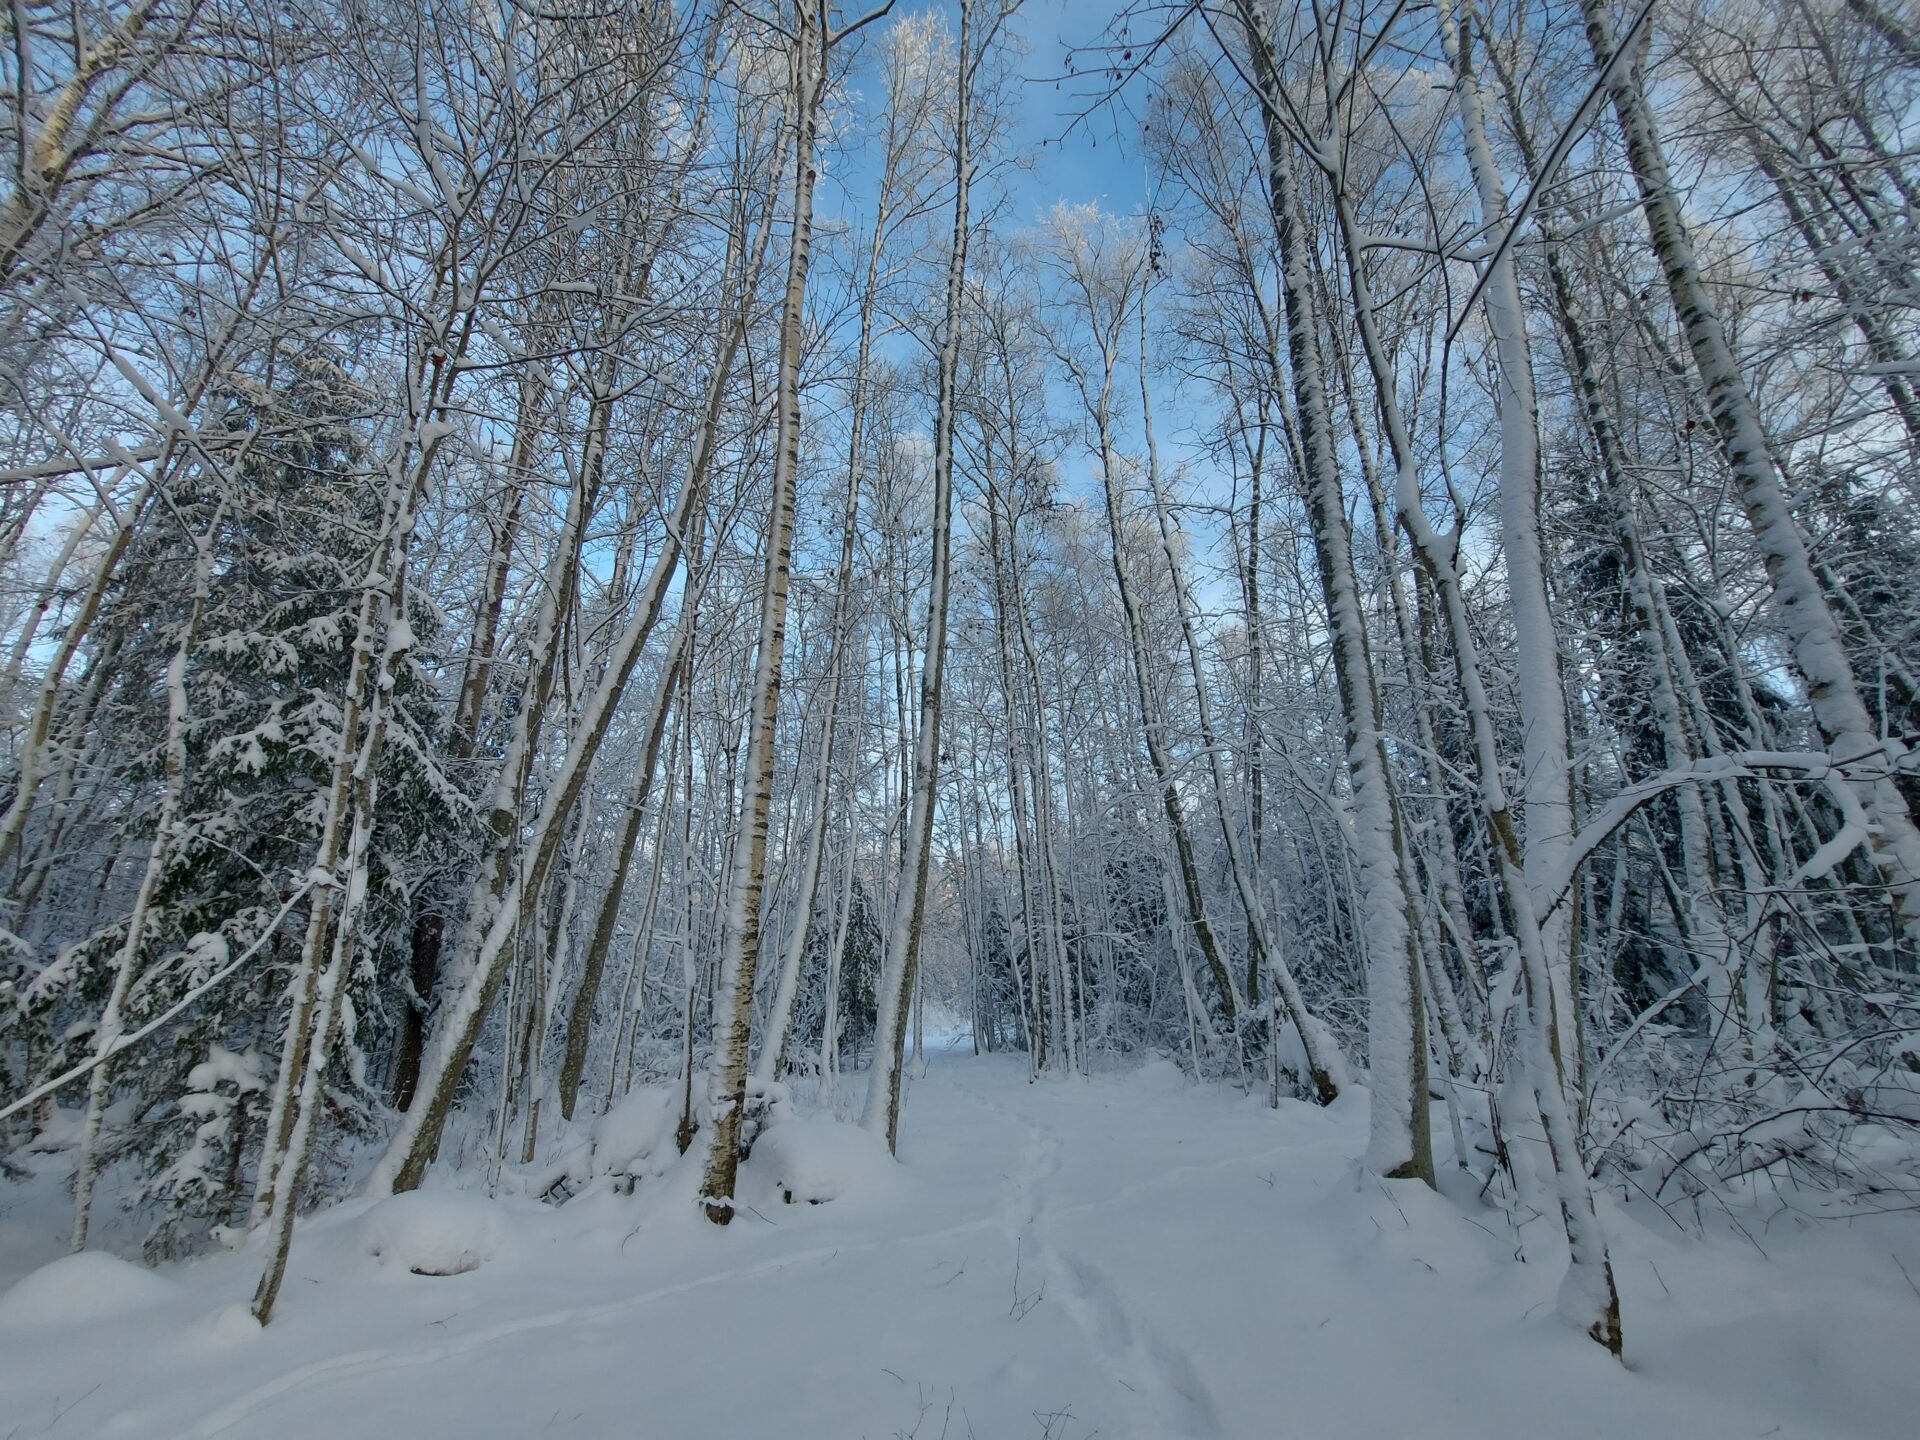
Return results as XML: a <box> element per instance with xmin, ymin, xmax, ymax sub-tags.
<box><xmin>69</xmin><ymin>502</ymin><xmax>221</xmax><ymax>1251</ymax></box>
<box><xmin>252</xmin><ymin>600</ymin><xmax>417</xmax><ymax>1322</ymax></box>
<box><xmin>1233</xmin><ymin>1</ymin><xmax>1430</xmax><ymax>1181</ymax></box>
<box><xmin>1435</xmin><ymin>0</ymin><xmax>1622</xmax><ymax>1352</ymax></box>
<box><xmin>863</xmin><ymin>0</ymin><xmax>985</xmax><ymax>1151</ymax></box>
<box><xmin>1579</xmin><ymin>0</ymin><xmax>1920</xmax><ymax>939</ymax></box>
<box><xmin>753</xmin><ymin>62</ymin><xmax>908</xmax><ymax>1080</ymax></box>
<box><xmin>251</xmin><ymin>352</ymin><xmax>463</xmax><ymax>1229</ymax></box>
<box><xmin>702</xmin><ymin>0</ymin><xmax>836</xmax><ymax>1215</ymax></box>
<box><xmin>1437</xmin><ymin>1</ymin><xmax>1580</xmax><ymax>1077</ymax></box>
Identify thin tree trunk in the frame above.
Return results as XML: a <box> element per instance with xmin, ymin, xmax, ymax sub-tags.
<box><xmin>557</xmin><ymin>518</ymin><xmax>707</xmax><ymax>1120</ymax></box>
<box><xmin>702</xmin><ymin>3</ymin><xmax>831</xmax><ymax>1216</ymax></box>
<box><xmin>1580</xmin><ymin>0</ymin><xmax>1920</xmax><ymax>938</ymax></box>
<box><xmin>1136</xmin><ymin>298</ymin><xmax>1338</xmax><ymax>1101</ymax></box>
<box><xmin>70</xmin><ymin>506</ymin><xmax>220</xmax><ymax>1250</ymax></box>
<box><xmin>1439</xmin><ymin>0</ymin><xmax>1621</xmax><ymax>1351</ymax></box>
<box><xmin>1234</xmin><ymin>0</ymin><xmax>1430</xmax><ymax>1182</ymax></box>
<box><xmin>863</xmin><ymin>0</ymin><xmax>981</xmax><ymax>1151</ymax></box>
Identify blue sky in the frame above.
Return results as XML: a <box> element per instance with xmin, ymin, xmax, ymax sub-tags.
<box><xmin>1004</xmin><ymin>0</ymin><xmax>1155</xmax><ymax>221</ymax></box>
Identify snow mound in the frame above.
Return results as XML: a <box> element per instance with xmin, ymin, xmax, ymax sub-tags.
<box><xmin>192</xmin><ymin>1301</ymin><xmax>267</xmax><ymax>1347</ymax></box>
<box><xmin>745</xmin><ymin>1116</ymin><xmax>896</xmax><ymax>1205</ymax></box>
<box><xmin>537</xmin><ymin>1080</ymin><xmax>795</xmax><ymax>1203</ymax></box>
<box><xmin>1131</xmin><ymin>1057</ymin><xmax>1190</xmax><ymax>1092</ymax></box>
<box><xmin>590</xmin><ymin>1087</ymin><xmax>682</xmax><ymax>1185</ymax></box>
<box><xmin>1273</xmin><ymin>1018</ymin><xmax>1351</xmax><ymax>1095</ymax></box>
<box><xmin>0</xmin><ymin>1251</ymin><xmax>175</xmax><ymax>1328</ymax></box>
<box><xmin>359</xmin><ymin>1191</ymin><xmax>508</xmax><ymax>1276</ymax></box>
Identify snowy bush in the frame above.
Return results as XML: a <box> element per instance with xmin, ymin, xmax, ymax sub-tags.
<box><xmin>131</xmin><ymin>1045</ymin><xmax>268</xmax><ymax>1259</ymax></box>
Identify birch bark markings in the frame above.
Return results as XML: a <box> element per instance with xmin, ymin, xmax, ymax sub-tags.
<box><xmin>863</xmin><ymin>0</ymin><xmax>992</xmax><ymax>1154</ymax></box>
<box><xmin>1435</xmin><ymin>0</ymin><xmax>1623</xmax><ymax>1355</ymax></box>
<box><xmin>1578</xmin><ymin>0</ymin><xmax>1920</xmax><ymax>938</ymax></box>
<box><xmin>1233</xmin><ymin>1</ymin><xmax>1430</xmax><ymax>1182</ymax></box>
<box><xmin>754</xmin><ymin>542</ymin><xmax>852</xmax><ymax>1084</ymax></box>
<box><xmin>755</xmin><ymin>18</ymin><xmax>932</xmax><ymax>1082</ymax></box>
<box><xmin>702</xmin><ymin>0</ymin><xmax>841</xmax><ymax>1216</ymax></box>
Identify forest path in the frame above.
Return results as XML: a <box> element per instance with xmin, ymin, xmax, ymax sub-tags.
<box><xmin>945</xmin><ymin>1062</ymin><xmax>1227</xmax><ymax>1438</ymax></box>
<box><xmin>2</xmin><ymin>1049</ymin><xmax>1916</xmax><ymax>1439</ymax></box>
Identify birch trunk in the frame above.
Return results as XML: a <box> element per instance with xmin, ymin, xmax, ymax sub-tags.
<box><xmin>252</xmin><ymin>340</ymin><xmax>463</xmax><ymax>1228</ymax></box>
<box><xmin>702</xmin><ymin>1</ymin><xmax>830</xmax><ymax>1216</ymax></box>
<box><xmin>863</xmin><ymin>0</ymin><xmax>979</xmax><ymax>1151</ymax></box>
<box><xmin>70</xmin><ymin>505</ymin><xmax>220</xmax><ymax>1250</ymax></box>
<box><xmin>1235</xmin><ymin>1</ymin><xmax>1429</xmax><ymax>1181</ymax></box>
<box><xmin>1579</xmin><ymin>0</ymin><xmax>1920</xmax><ymax>938</ymax></box>
<box><xmin>375</xmin><ymin>301</ymin><xmax>751</xmax><ymax>1194</ymax></box>
<box><xmin>253</xmin><ymin>609</ymin><xmax>414</xmax><ymax>1322</ymax></box>
<box><xmin>754</xmin><ymin>94</ymin><xmax>899</xmax><ymax>1080</ymax></box>
<box><xmin>1437</xmin><ymin>0</ymin><xmax>1621</xmax><ymax>1352</ymax></box>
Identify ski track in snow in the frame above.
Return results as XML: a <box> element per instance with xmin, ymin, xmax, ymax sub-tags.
<box><xmin>177</xmin><ymin>1211</ymin><xmax>1004</xmax><ymax>1440</ymax></box>
<box><xmin>193</xmin><ymin>1069</ymin><xmax>1239</xmax><ymax>1440</ymax></box>
<box><xmin>959</xmin><ymin>1071</ymin><xmax>1225</xmax><ymax>1440</ymax></box>
<box><xmin>5</xmin><ymin>1052</ymin><xmax>1918</xmax><ymax>1440</ymax></box>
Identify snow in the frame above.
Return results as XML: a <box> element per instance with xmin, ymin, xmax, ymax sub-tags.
<box><xmin>586</xmin><ymin>1085</ymin><xmax>681</xmax><ymax>1184</ymax></box>
<box><xmin>358</xmin><ymin>1191</ymin><xmax>509</xmax><ymax>1277</ymax></box>
<box><xmin>742</xmin><ymin>1114</ymin><xmax>897</xmax><ymax>1205</ymax></box>
<box><xmin>1</xmin><ymin>1050</ymin><xmax>1916</xmax><ymax>1438</ymax></box>
<box><xmin>0</xmin><ymin>1250</ymin><xmax>176</xmax><ymax>1328</ymax></box>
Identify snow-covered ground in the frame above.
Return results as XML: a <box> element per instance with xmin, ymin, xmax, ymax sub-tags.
<box><xmin>2</xmin><ymin>1049</ymin><xmax>1915</xmax><ymax>1439</ymax></box>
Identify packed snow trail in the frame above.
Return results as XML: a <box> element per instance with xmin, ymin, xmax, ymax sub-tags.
<box><xmin>2</xmin><ymin>1050</ymin><xmax>1916</xmax><ymax>1439</ymax></box>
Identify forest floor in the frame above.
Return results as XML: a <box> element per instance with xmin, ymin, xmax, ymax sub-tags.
<box><xmin>2</xmin><ymin>1048</ymin><xmax>1916</xmax><ymax>1439</ymax></box>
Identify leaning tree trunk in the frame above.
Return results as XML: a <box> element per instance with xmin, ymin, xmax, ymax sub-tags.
<box><xmin>393</xmin><ymin>372</ymin><xmax>539</xmax><ymax>1113</ymax></box>
<box><xmin>1236</xmin><ymin>0</ymin><xmax>1430</xmax><ymax>1183</ymax></box>
<box><xmin>1436</xmin><ymin>0</ymin><xmax>1621</xmax><ymax>1354</ymax></box>
<box><xmin>556</xmin><ymin>507</ymin><xmax>711</xmax><ymax>1121</ymax></box>
<box><xmin>70</xmin><ymin>505</ymin><xmax>221</xmax><ymax>1251</ymax></box>
<box><xmin>373</xmin><ymin>311</ymin><xmax>749</xmax><ymax>1196</ymax></box>
<box><xmin>1486</xmin><ymin>35</ymin><xmax>1758</xmax><ymax>1094</ymax></box>
<box><xmin>253</xmin><ymin>371</ymin><xmax>451</xmax><ymax>1319</ymax></box>
<box><xmin>253</xmin><ymin>617</ymin><xmax>411</xmax><ymax>1324</ymax></box>
<box><xmin>1580</xmin><ymin>0</ymin><xmax>1920</xmax><ymax>939</ymax></box>
<box><xmin>0</xmin><ymin>480</ymin><xmax>152</xmax><ymax>884</ymax></box>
